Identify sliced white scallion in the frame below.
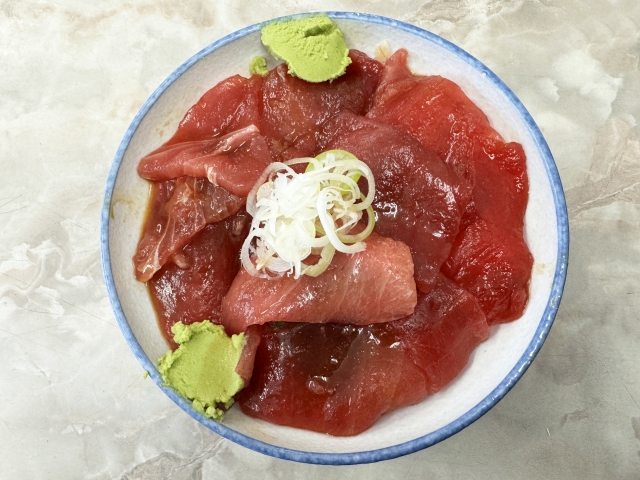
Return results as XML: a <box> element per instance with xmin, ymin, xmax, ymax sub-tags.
<box><xmin>240</xmin><ymin>150</ymin><xmax>376</xmax><ymax>279</ymax></box>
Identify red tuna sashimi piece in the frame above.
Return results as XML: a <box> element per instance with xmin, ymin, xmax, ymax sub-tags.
<box><xmin>260</xmin><ymin>50</ymin><xmax>382</xmax><ymax>160</ymax></box>
<box><xmin>133</xmin><ymin>177</ymin><xmax>244</xmax><ymax>282</ymax></box>
<box><xmin>321</xmin><ymin>111</ymin><xmax>471</xmax><ymax>293</ymax></box>
<box><xmin>434</xmin><ymin>90</ymin><xmax>530</xmax><ymax>323</ymax></box>
<box><xmin>368</xmin><ymin>49</ymin><xmax>501</xmax><ymax>179</ymax></box>
<box><xmin>238</xmin><ymin>274</ymin><xmax>489</xmax><ymax>436</ymax></box>
<box><xmin>369</xmin><ymin>50</ymin><xmax>528</xmax><ymax>226</ymax></box>
<box><xmin>442</xmin><ymin>220</ymin><xmax>533</xmax><ymax>324</ymax></box>
<box><xmin>137</xmin><ymin>126</ymin><xmax>272</xmax><ymax>197</ymax></box>
<box><xmin>448</xmin><ymin>137</ymin><xmax>532</xmax><ymax>323</ymax></box>
<box><xmin>368</xmin><ymin>49</ymin><xmax>529</xmax><ymax>227</ymax></box>
<box><xmin>220</xmin><ymin>233</ymin><xmax>417</xmax><ymax>335</ymax></box>
<box><xmin>384</xmin><ymin>275</ymin><xmax>490</xmax><ymax>396</ymax></box>
<box><xmin>149</xmin><ymin>210</ymin><xmax>251</xmax><ymax>348</ymax></box>
<box><xmin>241</xmin><ymin>322</ymin><xmax>409</xmax><ymax>436</ymax></box>
<box><xmin>468</xmin><ymin>134</ymin><xmax>529</xmax><ymax>232</ymax></box>
<box><xmin>368</xmin><ymin>49</ymin><xmax>532</xmax><ymax>320</ymax></box>
<box><xmin>368</xmin><ymin>49</ymin><xmax>497</xmax><ymax>177</ymax></box>
<box><xmin>166</xmin><ymin>74</ymin><xmax>263</xmax><ymax>145</ymax></box>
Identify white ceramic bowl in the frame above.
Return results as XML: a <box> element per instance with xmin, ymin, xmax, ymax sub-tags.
<box><xmin>101</xmin><ymin>12</ymin><xmax>569</xmax><ymax>465</ymax></box>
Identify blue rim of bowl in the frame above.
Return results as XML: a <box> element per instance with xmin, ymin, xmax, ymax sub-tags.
<box><xmin>100</xmin><ymin>11</ymin><xmax>569</xmax><ymax>465</ymax></box>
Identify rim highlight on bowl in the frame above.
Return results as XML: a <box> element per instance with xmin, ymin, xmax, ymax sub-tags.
<box><xmin>100</xmin><ymin>12</ymin><xmax>569</xmax><ymax>465</ymax></box>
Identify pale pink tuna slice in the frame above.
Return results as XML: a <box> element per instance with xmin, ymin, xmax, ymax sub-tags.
<box><xmin>137</xmin><ymin>125</ymin><xmax>272</xmax><ymax>198</ymax></box>
<box><xmin>220</xmin><ymin>233</ymin><xmax>417</xmax><ymax>334</ymax></box>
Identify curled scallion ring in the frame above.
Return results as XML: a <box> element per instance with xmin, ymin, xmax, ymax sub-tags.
<box><xmin>241</xmin><ymin>150</ymin><xmax>376</xmax><ymax>279</ymax></box>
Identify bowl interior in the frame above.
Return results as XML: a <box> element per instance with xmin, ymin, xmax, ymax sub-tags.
<box><xmin>103</xmin><ymin>13</ymin><xmax>566</xmax><ymax>462</ymax></box>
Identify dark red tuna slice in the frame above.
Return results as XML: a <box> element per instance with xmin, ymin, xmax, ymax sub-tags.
<box><xmin>442</xmin><ymin>220</ymin><xmax>533</xmax><ymax>324</ymax></box>
<box><xmin>148</xmin><ymin>210</ymin><xmax>251</xmax><ymax>348</ymax></box>
<box><xmin>220</xmin><ymin>233</ymin><xmax>417</xmax><ymax>335</ymax></box>
<box><xmin>260</xmin><ymin>50</ymin><xmax>382</xmax><ymax>160</ymax></box>
<box><xmin>368</xmin><ymin>49</ymin><xmax>500</xmax><ymax>180</ymax></box>
<box><xmin>238</xmin><ymin>274</ymin><xmax>489</xmax><ymax>436</ymax></box>
<box><xmin>137</xmin><ymin>126</ymin><xmax>272</xmax><ymax>197</ymax></box>
<box><xmin>384</xmin><ymin>275</ymin><xmax>490</xmax><ymax>396</ymax></box>
<box><xmin>133</xmin><ymin>177</ymin><xmax>244</xmax><ymax>282</ymax></box>
<box><xmin>320</xmin><ymin>111</ymin><xmax>471</xmax><ymax>293</ymax></box>
<box><xmin>165</xmin><ymin>74</ymin><xmax>263</xmax><ymax>145</ymax></box>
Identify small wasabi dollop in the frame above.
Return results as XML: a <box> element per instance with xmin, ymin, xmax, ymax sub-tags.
<box><xmin>261</xmin><ymin>14</ymin><xmax>351</xmax><ymax>83</ymax></box>
<box><xmin>249</xmin><ymin>56</ymin><xmax>268</xmax><ymax>76</ymax></box>
<box><xmin>158</xmin><ymin>321</ymin><xmax>245</xmax><ymax>421</ymax></box>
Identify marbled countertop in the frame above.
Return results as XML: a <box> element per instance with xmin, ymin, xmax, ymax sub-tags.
<box><xmin>1</xmin><ymin>1</ymin><xmax>639</xmax><ymax>478</ymax></box>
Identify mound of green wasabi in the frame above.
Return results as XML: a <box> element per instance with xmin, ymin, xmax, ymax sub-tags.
<box><xmin>260</xmin><ymin>14</ymin><xmax>351</xmax><ymax>82</ymax></box>
<box><xmin>158</xmin><ymin>321</ymin><xmax>245</xmax><ymax>421</ymax></box>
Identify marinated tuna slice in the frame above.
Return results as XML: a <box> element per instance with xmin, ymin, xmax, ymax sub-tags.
<box><xmin>137</xmin><ymin>125</ymin><xmax>272</xmax><ymax>197</ymax></box>
<box><xmin>384</xmin><ymin>275</ymin><xmax>490</xmax><ymax>395</ymax></box>
<box><xmin>442</xmin><ymin>220</ymin><xmax>533</xmax><ymax>324</ymax></box>
<box><xmin>220</xmin><ymin>233</ymin><xmax>417</xmax><ymax>335</ymax></box>
<box><xmin>468</xmin><ymin>134</ymin><xmax>529</xmax><ymax>231</ymax></box>
<box><xmin>321</xmin><ymin>111</ymin><xmax>471</xmax><ymax>293</ymax></box>
<box><xmin>260</xmin><ymin>50</ymin><xmax>382</xmax><ymax>160</ymax></box>
<box><xmin>436</xmin><ymin>93</ymin><xmax>531</xmax><ymax>323</ymax></box>
<box><xmin>367</xmin><ymin>49</ymin><xmax>500</xmax><ymax>179</ymax></box>
<box><xmin>238</xmin><ymin>274</ymin><xmax>489</xmax><ymax>436</ymax></box>
<box><xmin>149</xmin><ymin>210</ymin><xmax>251</xmax><ymax>348</ymax></box>
<box><xmin>133</xmin><ymin>177</ymin><xmax>244</xmax><ymax>282</ymax></box>
<box><xmin>368</xmin><ymin>49</ymin><xmax>532</xmax><ymax>319</ymax></box>
<box><xmin>165</xmin><ymin>74</ymin><xmax>263</xmax><ymax>145</ymax></box>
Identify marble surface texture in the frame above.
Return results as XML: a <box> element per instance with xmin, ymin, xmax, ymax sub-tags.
<box><xmin>1</xmin><ymin>0</ymin><xmax>639</xmax><ymax>478</ymax></box>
